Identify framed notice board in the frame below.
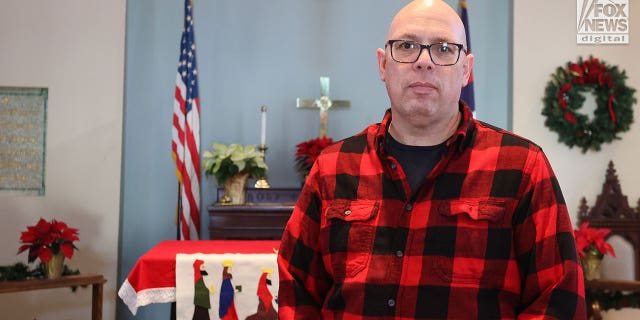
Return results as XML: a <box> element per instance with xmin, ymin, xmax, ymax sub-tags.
<box><xmin>0</xmin><ymin>87</ymin><xmax>48</xmax><ymax>195</ymax></box>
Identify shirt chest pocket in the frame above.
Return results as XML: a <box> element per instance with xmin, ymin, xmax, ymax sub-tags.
<box><xmin>321</xmin><ymin>200</ymin><xmax>379</xmax><ymax>280</ymax></box>
<box><xmin>440</xmin><ymin>200</ymin><xmax>506</xmax><ymax>222</ymax></box>
<box><xmin>433</xmin><ymin>200</ymin><xmax>509</xmax><ymax>284</ymax></box>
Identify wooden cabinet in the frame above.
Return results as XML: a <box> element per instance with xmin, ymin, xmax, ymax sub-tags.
<box><xmin>208</xmin><ymin>188</ymin><xmax>300</xmax><ymax>240</ymax></box>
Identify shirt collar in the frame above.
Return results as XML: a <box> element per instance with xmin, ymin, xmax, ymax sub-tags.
<box><xmin>375</xmin><ymin>101</ymin><xmax>476</xmax><ymax>154</ymax></box>
<box><xmin>452</xmin><ymin>101</ymin><xmax>476</xmax><ymax>152</ymax></box>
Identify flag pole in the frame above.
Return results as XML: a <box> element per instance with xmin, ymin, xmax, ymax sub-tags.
<box><xmin>176</xmin><ymin>184</ymin><xmax>182</xmax><ymax>240</ymax></box>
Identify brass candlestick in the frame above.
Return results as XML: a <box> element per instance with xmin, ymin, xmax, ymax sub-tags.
<box><xmin>254</xmin><ymin>144</ymin><xmax>270</xmax><ymax>188</ymax></box>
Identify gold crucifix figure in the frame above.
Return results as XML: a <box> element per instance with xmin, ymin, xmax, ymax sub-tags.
<box><xmin>296</xmin><ymin>77</ymin><xmax>350</xmax><ymax>138</ymax></box>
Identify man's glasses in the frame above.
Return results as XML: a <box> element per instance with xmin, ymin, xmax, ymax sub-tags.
<box><xmin>386</xmin><ymin>40</ymin><xmax>466</xmax><ymax>66</ymax></box>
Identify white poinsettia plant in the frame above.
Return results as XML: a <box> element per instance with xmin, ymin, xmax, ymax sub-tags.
<box><xmin>202</xmin><ymin>143</ymin><xmax>268</xmax><ymax>185</ymax></box>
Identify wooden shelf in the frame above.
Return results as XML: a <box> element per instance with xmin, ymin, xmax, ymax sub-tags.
<box><xmin>586</xmin><ymin>279</ymin><xmax>640</xmax><ymax>291</ymax></box>
<box><xmin>0</xmin><ymin>274</ymin><xmax>106</xmax><ymax>320</ymax></box>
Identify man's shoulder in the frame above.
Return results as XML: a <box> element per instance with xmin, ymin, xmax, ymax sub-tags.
<box><xmin>473</xmin><ymin>119</ymin><xmax>542</xmax><ymax>152</ymax></box>
<box><xmin>329</xmin><ymin>123</ymin><xmax>380</xmax><ymax>152</ymax></box>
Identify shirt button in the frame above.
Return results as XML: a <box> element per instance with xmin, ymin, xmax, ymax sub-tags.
<box><xmin>344</xmin><ymin>209</ymin><xmax>351</xmax><ymax>216</ymax></box>
<box><xmin>390</xmin><ymin>163</ymin><xmax>397</xmax><ymax>170</ymax></box>
<box><xmin>405</xmin><ymin>204</ymin><xmax>413</xmax><ymax>211</ymax></box>
<box><xmin>396</xmin><ymin>250</ymin><xmax>403</xmax><ymax>257</ymax></box>
<box><xmin>387</xmin><ymin>299</ymin><xmax>396</xmax><ymax>307</ymax></box>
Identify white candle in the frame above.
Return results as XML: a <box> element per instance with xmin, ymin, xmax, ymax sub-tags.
<box><xmin>260</xmin><ymin>105</ymin><xmax>267</xmax><ymax>146</ymax></box>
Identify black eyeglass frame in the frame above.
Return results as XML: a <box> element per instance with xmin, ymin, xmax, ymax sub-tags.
<box><xmin>386</xmin><ymin>40</ymin><xmax>466</xmax><ymax>66</ymax></box>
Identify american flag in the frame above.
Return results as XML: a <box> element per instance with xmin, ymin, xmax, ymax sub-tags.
<box><xmin>171</xmin><ymin>0</ymin><xmax>201</xmax><ymax>240</ymax></box>
<box><xmin>459</xmin><ymin>0</ymin><xmax>475</xmax><ymax>113</ymax></box>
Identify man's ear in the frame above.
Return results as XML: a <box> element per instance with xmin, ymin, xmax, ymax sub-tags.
<box><xmin>461</xmin><ymin>52</ymin><xmax>474</xmax><ymax>86</ymax></box>
<box><xmin>377</xmin><ymin>48</ymin><xmax>387</xmax><ymax>82</ymax></box>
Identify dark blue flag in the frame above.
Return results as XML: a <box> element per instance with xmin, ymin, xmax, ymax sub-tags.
<box><xmin>459</xmin><ymin>0</ymin><xmax>475</xmax><ymax>112</ymax></box>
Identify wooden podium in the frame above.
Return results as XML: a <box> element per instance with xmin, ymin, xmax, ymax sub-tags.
<box><xmin>207</xmin><ymin>188</ymin><xmax>300</xmax><ymax>240</ymax></box>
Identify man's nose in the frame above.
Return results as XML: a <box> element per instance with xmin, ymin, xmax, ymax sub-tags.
<box><xmin>414</xmin><ymin>47</ymin><xmax>434</xmax><ymax>69</ymax></box>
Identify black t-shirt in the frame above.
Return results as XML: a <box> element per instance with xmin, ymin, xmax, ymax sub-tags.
<box><xmin>386</xmin><ymin>134</ymin><xmax>447</xmax><ymax>194</ymax></box>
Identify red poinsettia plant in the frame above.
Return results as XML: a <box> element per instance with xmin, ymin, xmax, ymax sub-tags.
<box><xmin>574</xmin><ymin>222</ymin><xmax>616</xmax><ymax>258</ymax></box>
<box><xmin>17</xmin><ymin>218</ymin><xmax>80</xmax><ymax>263</ymax></box>
<box><xmin>294</xmin><ymin>136</ymin><xmax>334</xmax><ymax>180</ymax></box>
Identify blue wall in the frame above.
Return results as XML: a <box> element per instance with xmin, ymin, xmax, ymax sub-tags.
<box><xmin>118</xmin><ymin>1</ymin><xmax>511</xmax><ymax>319</ymax></box>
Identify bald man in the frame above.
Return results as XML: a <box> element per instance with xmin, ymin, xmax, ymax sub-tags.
<box><xmin>278</xmin><ymin>1</ymin><xmax>586</xmax><ymax>319</ymax></box>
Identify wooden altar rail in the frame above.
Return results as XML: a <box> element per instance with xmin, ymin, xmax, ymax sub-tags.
<box><xmin>0</xmin><ymin>274</ymin><xmax>106</xmax><ymax>320</ymax></box>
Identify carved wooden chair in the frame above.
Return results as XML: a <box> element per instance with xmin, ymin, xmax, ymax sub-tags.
<box><xmin>578</xmin><ymin>161</ymin><xmax>640</xmax><ymax>319</ymax></box>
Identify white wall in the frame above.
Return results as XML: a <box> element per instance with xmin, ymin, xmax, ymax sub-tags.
<box><xmin>513</xmin><ymin>2</ymin><xmax>639</xmax><ymax>318</ymax></box>
<box><xmin>513</xmin><ymin>1</ymin><xmax>639</xmax><ymax>227</ymax></box>
<box><xmin>0</xmin><ymin>1</ymin><xmax>125</xmax><ymax>319</ymax></box>
<box><xmin>0</xmin><ymin>0</ymin><xmax>636</xmax><ymax>318</ymax></box>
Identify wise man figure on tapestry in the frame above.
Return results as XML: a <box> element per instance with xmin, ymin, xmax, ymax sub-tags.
<box><xmin>246</xmin><ymin>268</ymin><xmax>278</xmax><ymax>320</ymax></box>
<box><xmin>192</xmin><ymin>259</ymin><xmax>211</xmax><ymax>320</ymax></box>
<box><xmin>219</xmin><ymin>261</ymin><xmax>239</xmax><ymax>320</ymax></box>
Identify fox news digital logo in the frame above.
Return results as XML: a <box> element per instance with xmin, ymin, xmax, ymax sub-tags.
<box><xmin>577</xmin><ymin>0</ymin><xmax>629</xmax><ymax>44</ymax></box>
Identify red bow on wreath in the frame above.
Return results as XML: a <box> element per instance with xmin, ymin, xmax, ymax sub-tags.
<box><xmin>562</xmin><ymin>58</ymin><xmax>616</xmax><ymax>124</ymax></box>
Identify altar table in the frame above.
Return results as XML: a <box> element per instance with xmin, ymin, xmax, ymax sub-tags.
<box><xmin>118</xmin><ymin>240</ymin><xmax>280</xmax><ymax>316</ymax></box>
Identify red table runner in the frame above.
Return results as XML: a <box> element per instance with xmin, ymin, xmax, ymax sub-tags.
<box><xmin>118</xmin><ymin>240</ymin><xmax>280</xmax><ymax>315</ymax></box>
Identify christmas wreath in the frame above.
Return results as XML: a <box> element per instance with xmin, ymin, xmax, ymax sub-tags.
<box><xmin>542</xmin><ymin>56</ymin><xmax>635</xmax><ymax>152</ymax></box>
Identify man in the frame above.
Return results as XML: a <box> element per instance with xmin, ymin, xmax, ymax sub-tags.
<box><xmin>278</xmin><ymin>0</ymin><xmax>586</xmax><ymax>319</ymax></box>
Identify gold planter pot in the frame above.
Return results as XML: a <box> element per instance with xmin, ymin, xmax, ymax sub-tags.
<box><xmin>221</xmin><ymin>172</ymin><xmax>250</xmax><ymax>204</ymax></box>
<box><xmin>581</xmin><ymin>247</ymin><xmax>603</xmax><ymax>281</ymax></box>
<box><xmin>44</xmin><ymin>252</ymin><xmax>65</xmax><ymax>279</ymax></box>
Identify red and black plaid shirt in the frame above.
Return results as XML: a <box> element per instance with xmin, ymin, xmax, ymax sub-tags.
<box><xmin>278</xmin><ymin>103</ymin><xmax>586</xmax><ymax>319</ymax></box>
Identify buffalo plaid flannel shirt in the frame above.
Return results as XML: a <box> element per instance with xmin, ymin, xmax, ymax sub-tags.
<box><xmin>278</xmin><ymin>103</ymin><xmax>586</xmax><ymax>319</ymax></box>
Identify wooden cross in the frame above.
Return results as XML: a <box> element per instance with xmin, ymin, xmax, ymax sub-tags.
<box><xmin>296</xmin><ymin>77</ymin><xmax>350</xmax><ymax>138</ymax></box>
